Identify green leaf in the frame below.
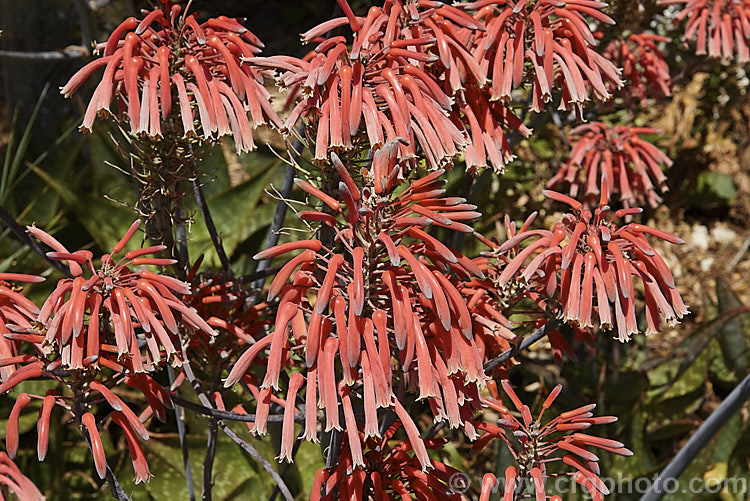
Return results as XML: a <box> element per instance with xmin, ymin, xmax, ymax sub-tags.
<box><xmin>125</xmin><ymin>432</ymin><xmax>278</xmax><ymax>501</ymax></box>
<box><xmin>715</xmin><ymin>278</ymin><xmax>749</xmax><ymax>373</ymax></box>
<box><xmin>187</xmin><ymin>157</ymin><xmax>282</xmax><ymax>268</ymax></box>
<box><xmin>75</xmin><ymin>195</ymin><xmax>142</xmax><ymax>252</ymax></box>
<box><xmin>0</xmin><ymin>83</ymin><xmax>49</xmax><ymax>206</ymax></box>
<box><xmin>658</xmin><ymin>349</ymin><xmax>709</xmax><ymax>400</ymax></box>
<box><xmin>693</xmin><ymin>171</ymin><xmax>737</xmax><ymax>209</ymax></box>
<box><xmin>28</xmin><ymin>164</ymin><xmax>78</xmax><ymax>206</ymax></box>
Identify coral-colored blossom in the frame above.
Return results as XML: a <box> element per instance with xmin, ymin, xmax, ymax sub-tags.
<box><xmin>0</xmin><ymin>452</ymin><xmax>45</xmax><ymax>501</ymax></box>
<box><xmin>493</xmin><ymin>183</ymin><xmax>687</xmax><ymax>341</ymax></box>
<box><xmin>225</xmin><ymin>151</ymin><xmax>487</xmax><ymax>458</ymax></box>
<box><xmin>0</xmin><ymin>273</ymin><xmax>44</xmax><ymax>381</ymax></box>
<box><xmin>469</xmin><ymin>0</ymin><xmax>623</xmax><ymax>115</ymax></box>
<box><xmin>474</xmin><ymin>381</ymin><xmax>632</xmax><ymax>500</ymax></box>
<box><xmin>61</xmin><ymin>2</ymin><xmax>281</xmax><ymax>152</ymax></box>
<box><xmin>548</xmin><ymin>122</ymin><xmax>673</xmax><ymax>208</ymax></box>
<box><xmin>250</xmin><ymin>1</ymin><xmax>532</xmax><ymax>172</ymax></box>
<box><xmin>660</xmin><ymin>0</ymin><xmax>750</xmax><ymax>61</ymax></box>
<box><xmin>603</xmin><ymin>33</ymin><xmax>672</xmax><ymax>106</ymax></box>
<box><xmin>21</xmin><ymin>219</ymin><xmax>214</xmax><ymax>371</ymax></box>
<box><xmin>314</xmin><ymin>420</ymin><xmax>470</xmax><ymax>499</ymax></box>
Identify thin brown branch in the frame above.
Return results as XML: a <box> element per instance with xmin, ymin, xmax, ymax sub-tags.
<box><xmin>0</xmin><ymin>47</ymin><xmax>89</xmax><ymax>60</ymax></box>
<box><xmin>483</xmin><ymin>318</ymin><xmax>562</xmax><ymax>372</ymax></box>
<box><xmin>177</xmin><ymin>346</ymin><xmax>294</xmax><ymax>501</ymax></box>
<box><xmin>0</xmin><ymin>204</ymin><xmax>71</xmax><ymax>276</ymax></box>
<box><xmin>192</xmin><ymin>177</ymin><xmax>231</xmax><ymax>274</ymax></box>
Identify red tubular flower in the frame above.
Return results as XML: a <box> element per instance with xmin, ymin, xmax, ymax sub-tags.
<box><xmin>0</xmin><ymin>452</ymin><xmax>44</xmax><ymax>501</ymax></box>
<box><xmin>19</xmin><ymin>220</ymin><xmax>215</xmax><ymax>372</ymax></box>
<box><xmin>0</xmin><ymin>273</ymin><xmax>44</xmax><ymax>381</ymax></box>
<box><xmin>1</xmin><ymin>350</ymin><xmax>166</xmax><ymax>482</ymax></box>
<box><xmin>494</xmin><ymin>183</ymin><xmax>688</xmax><ymax>341</ymax></box>
<box><xmin>603</xmin><ymin>33</ymin><xmax>672</xmax><ymax>106</ymax></box>
<box><xmin>548</xmin><ymin>122</ymin><xmax>673</xmax><ymax>208</ymax></box>
<box><xmin>474</xmin><ymin>381</ymin><xmax>632</xmax><ymax>501</ymax></box>
<box><xmin>226</xmin><ymin>150</ymin><xmax>486</xmax><ymax>456</ymax></box>
<box><xmin>183</xmin><ymin>270</ymin><xmax>269</xmax><ymax>361</ymax></box>
<box><xmin>250</xmin><ymin>1</ymin><xmax>531</xmax><ymax>173</ymax></box>
<box><xmin>462</xmin><ymin>212</ymin><xmax>565</xmax><ymax>371</ymax></box>
<box><xmin>61</xmin><ymin>2</ymin><xmax>281</xmax><ymax>152</ymax></box>
<box><xmin>112</xmin><ymin>410</ymin><xmax>151</xmax><ymax>484</ymax></box>
<box><xmin>659</xmin><ymin>0</ymin><xmax>750</xmax><ymax>61</ymax></box>
<box><xmin>315</xmin><ymin>420</ymin><xmax>470</xmax><ymax>499</ymax></box>
<box><xmin>466</xmin><ymin>0</ymin><xmax>623</xmax><ymax>115</ymax></box>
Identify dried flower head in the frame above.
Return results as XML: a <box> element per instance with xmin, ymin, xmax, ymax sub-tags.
<box><xmin>61</xmin><ymin>2</ymin><xmax>281</xmax><ymax>152</ymax></box>
<box><xmin>660</xmin><ymin>0</ymin><xmax>750</xmax><ymax>61</ymax></box>
<box><xmin>548</xmin><ymin>122</ymin><xmax>673</xmax><ymax>208</ymax></box>
<box><xmin>178</xmin><ymin>269</ymin><xmax>270</xmax><ymax>396</ymax></box>
<box><xmin>250</xmin><ymin>0</ymin><xmax>531</xmax><ymax>173</ymax></box>
<box><xmin>493</xmin><ymin>183</ymin><xmax>688</xmax><ymax>341</ymax></box>
<box><xmin>603</xmin><ymin>33</ymin><xmax>672</xmax><ymax>106</ymax></box>
<box><xmin>474</xmin><ymin>380</ymin><xmax>632</xmax><ymax>501</ymax></box>
<box><xmin>18</xmin><ymin>220</ymin><xmax>215</xmax><ymax>372</ymax></box>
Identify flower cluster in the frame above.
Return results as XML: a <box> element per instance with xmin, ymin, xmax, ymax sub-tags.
<box><xmin>461</xmin><ymin>213</ymin><xmax>548</xmax><ymax>371</ymax></box>
<box><xmin>225</xmin><ymin>150</ymin><xmax>487</xmax><ymax>461</ymax></box>
<box><xmin>61</xmin><ymin>2</ymin><xmax>281</xmax><ymax>152</ymax></box>
<box><xmin>250</xmin><ymin>0</ymin><xmax>535</xmax><ymax>172</ymax></box>
<box><xmin>20</xmin><ymin>220</ymin><xmax>214</xmax><ymax>371</ymax></box>
<box><xmin>660</xmin><ymin>0</ymin><xmax>750</xmax><ymax>61</ymax></box>
<box><xmin>469</xmin><ymin>0</ymin><xmax>623</xmax><ymax>115</ymax></box>
<box><xmin>0</xmin><ymin>0</ymin><xmax>700</xmax><ymax>498</ymax></box>
<box><xmin>3</xmin><ymin>374</ymin><xmax>166</xmax><ymax>484</ymax></box>
<box><xmin>313</xmin><ymin>420</ymin><xmax>469</xmax><ymax>500</ymax></box>
<box><xmin>176</xmin><ymin>269</ymin><xmax>271</xmax><ymax>398</ymax></box>
<box><xmin>0</xmin><ymin>273</ymin><xmax>45</xmax><ymax>381</ymax></box>
<box><xmin>474</xmin><ymin>381</ymin><xmax>632</xmax><ymax>500</ymax></box>
<box><xmin>548</xmin><ymin>122</ymin><xmax>673</xmax><ymax>208</ymax></box>
<box><xmin>603</xmin><ymin>33</ymin><xmax>672</xmax><ymax>106</ymax></box>
<box><xmin>492</xmin><ymin>184</ymin><xmax>688</xmax><ymax>341</ymax></box>
<box><xmin>0</xmin><ymin>222</ymin><xmax>221</xmax><ymax>484</ymax></box>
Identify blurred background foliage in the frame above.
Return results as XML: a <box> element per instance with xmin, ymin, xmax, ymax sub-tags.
<box><xmin>1</xmin><ymin>0</ymin><xmax>749</xmax><ymax>499</ymax></box>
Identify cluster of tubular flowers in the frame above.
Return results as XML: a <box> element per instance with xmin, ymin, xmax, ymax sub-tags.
<box><xmin>176</xmin><ymin>269</ymin><xmax>270</xmax><ymax>388</ymax></box>
<box><xmin>603</xmin><ymin>33</ymin><xmax>672</xmax><ymax>106</ymax></box>
<box><xmin>61</xmin><ymin>1</ymin><xmax>281</xmax><ymax>152</ymax></box>
<box><xmin>249</xmin><ymin>0</ymin><xmax>532</xmax><ymax>173</ymax></box>
<box><xmin>659</xmin><ymin>0</ymin><xmax>750</xmax><ymax>61</ymax></box>
<box><xmin>547</xmin><ymin>122</ymin><xmax>673</xmax><ymax>208</ymax></box>
<box><xmin>492</xmin><ymin>184</ymin><xmax>688</xmax><ymax>341</ymax></box>
<box><xmin>0</xmin><ymin>221</ymin><xmax>225</xmax><ymax>484</ymax></box>
<box><xmin>3</xmin><ymin>368</ymin><xmax>169</xmax><ymax>485</ymax></box>
<box><xmin>311</xmin><ymin>421</ymin><xmax>470</xmax><ymax>500</ymax></box>
<box><xmin>0</xmin><ymin>273</ymin><xmax>45</xmax><ymax>381</ymax></box>
<box><xmin>15</xmin><ymin>220</ymin><xmax>215</xmax><ymax>372</ymax></box>
<box><xmin>0</xmin><ymin>452</ymin><xmax>45</xmax><ymax>501</ymax></box>
<box><xmin>465</xmin><ymin>0</ymin><xmax>623</xmax><ymax>114</ymax></box>
<box><xmin>473</xmin><ymin>381</ymin><xmax>632</xmax><ymax>501</ymax></box>
<box><xmin>461</xmin><ymin>213</ymin><xmax>552</xmax><ymax>369</ymax></box>
<box><xmin>467</xmin><ymin>212</ymin><xmax>593</xmax><ymax>366</ymax></box>
<box><xmin>224</xmin><ymin>148</ymin><xmax>488</xmax><ymax>465</ymax></box>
